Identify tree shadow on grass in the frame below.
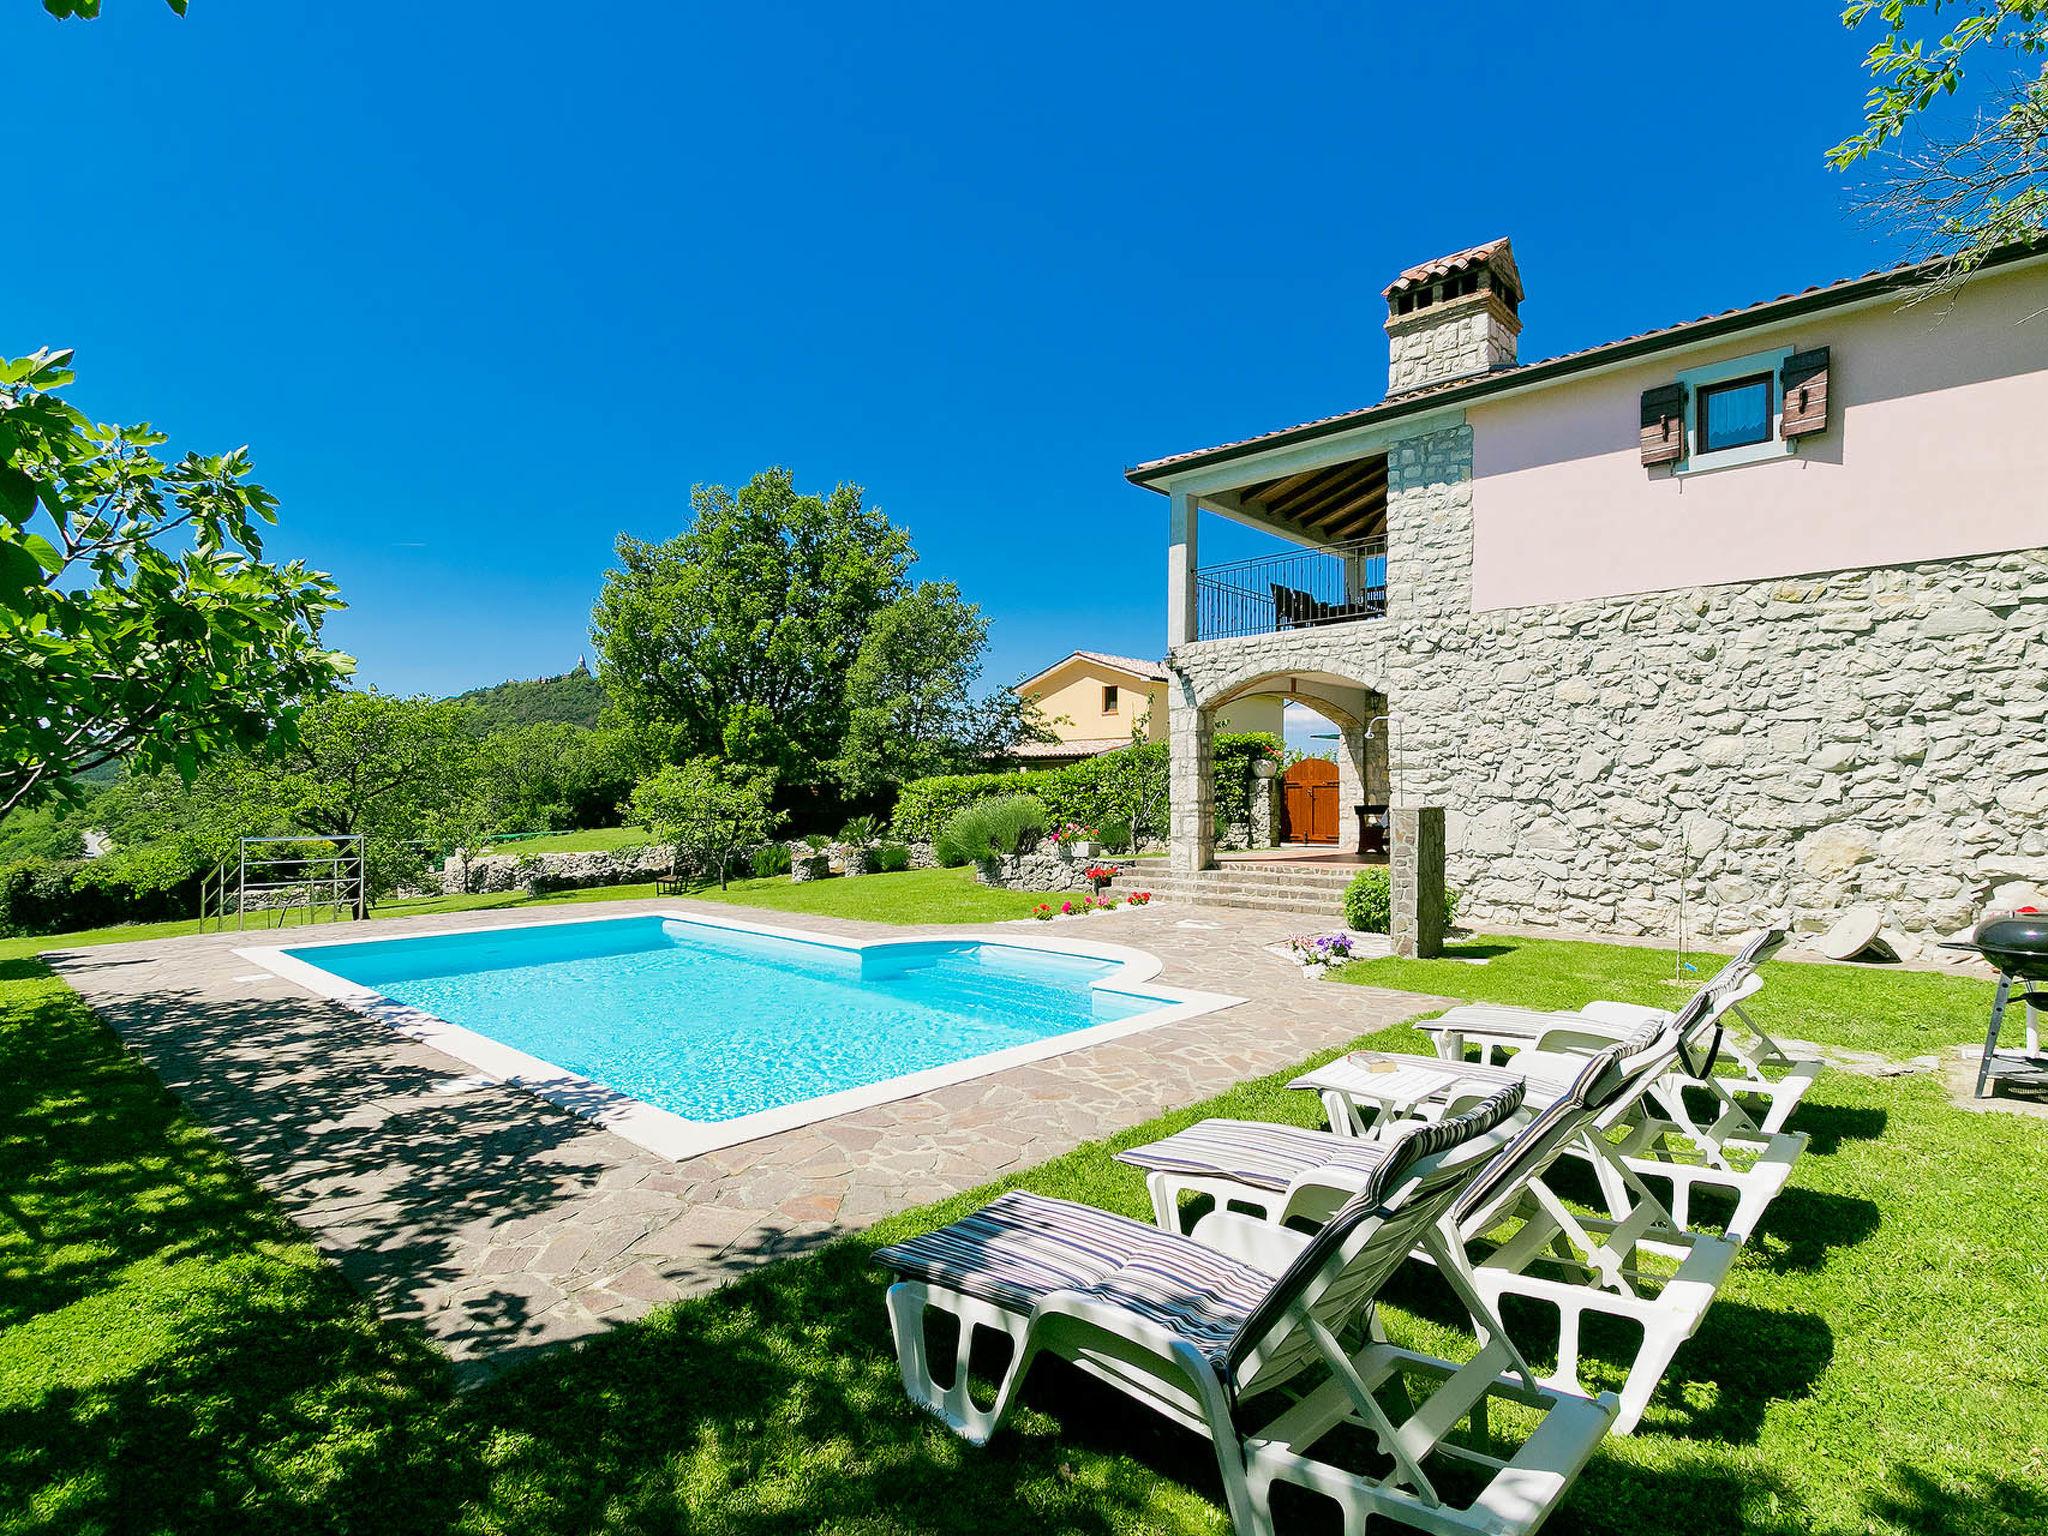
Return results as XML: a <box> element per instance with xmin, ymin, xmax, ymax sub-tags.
<box><xmin>0</xmin><ymin>1245</ymin><xmax>466</xmax><ymax>1535</ymax></box>
<box><xmin>1864</xmin><ymin>1464</ymin><xmax>2048</xmax><ymax>1536</ymax></box>
<box><xmin>0</xmin><ymin>969</ymin><xmax>301</xmax><ymax>1327</ymax></box>
<box><xmin>18</xmin><ymin>950</ymin><xmax>632</xmax><ymax>1367</ymax></box>
<box><xmin>454</xmin><ymin>1242</ymin><xmax>1219</xmax><ymax>1536</ymax></box>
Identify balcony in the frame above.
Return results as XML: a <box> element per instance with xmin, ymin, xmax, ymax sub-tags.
<box><xmin>1192</xmin><ymin>535</ymin><xmax>1387</xmax><ymax>642</ymax></box>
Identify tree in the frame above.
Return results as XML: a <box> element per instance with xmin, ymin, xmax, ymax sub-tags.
<box><xmin>1831</xmin><ymin>2</ymin><xmax>2048</xmax><ymax>284</ymax></box>
<box><xmin>43</xmin><ymin>1</ymin><xmax>188</xmax><ymax>16</ymax></box>
<box><xmin>591</xmin><ymin>469</ymin><xmax>913</xmax><ymax>785</ymax></box>
<box><xmin>266</xmin><ymin>691</ymin><xmax>480</xmax><ymax>843</ymax></box>
<box><xmin>1092</xmin><ymin>715</ymin><xmax>1170</xmax><ymax>846</ymax></box>
<box><xmin>1</xmin><ymin>349</ymin><xmax>350</xmax><ymax>815</ymax></box>
<box><xmin>835</xmin><ymin>582</ymin><xmax>1045</xmax><ymax>794</ymax></box>
<box><xmin>450</xmin><ymin>666</ymin><xmax>608</xmax><ymax>730</ymax></box>
<box><xmin>630</xmin><ymin>758</ymin><xmax>782</xmax><ymax>890</ymax></box>
<box><xmin>594</xmin><ymin>468</ymin><xmax>1030</xmax><ymax>804</ymax></box>
<box><xmin>87</xmin><ymin>691</ymin><xmax>480</xmax><ymax>897</ymax></box>
<box><xmin>474</xmin><ymin>721</ymin><xmax>630</xmax><ymax>832</ymax></box>
<box><xmin>431</xmin><ymin>793</ymin><xmax>499</xmax><ymax>896</ymax></box>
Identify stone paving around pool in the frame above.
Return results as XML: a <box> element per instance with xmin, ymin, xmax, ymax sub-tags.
<box><xmin>47</xmin><ymin>899</ymin><xmax>1449</xmax><ymax>1380</ymax></box>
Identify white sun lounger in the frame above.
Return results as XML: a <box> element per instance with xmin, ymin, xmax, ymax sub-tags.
<box><xmin>1298</xmin><ymin>1044</ymin><xmax>1803</xmax><ymax>1245</ymax></box>
<box><xmin>1119</xmin><ymin>1016</ymin><xmax>1738</xmax><ymax>1435</ymax></box>
<box><xmin>1311</xmin><ymin>943</ymin><xmax>1804</xmax><ymax>1243</ymax></box>
<box><xmin>875</xmin><ymin>1083</ymin><xmax>1619</xmax><ymax>1536</ymax></box>
<box><xmin>1417</xmin><ymin>930</ymin><xmax>1819</xmax><ymax>1136</ymax></box>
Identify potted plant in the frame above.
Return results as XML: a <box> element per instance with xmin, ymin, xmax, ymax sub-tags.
<box><xmin>1047</xmin><ymin>821</ymin><xmax>1097</xmax><ymax>859</ymax></box>
<box><xmin>1084</xmin><ymin>862</ymin><xmax>1117</xmax><ymax>893</ymax></box>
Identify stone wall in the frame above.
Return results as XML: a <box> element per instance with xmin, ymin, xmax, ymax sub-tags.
<box><xmin>1386</xmin><ymin>297</ymin><xmax>1519</xmax><ymax>393</ymax></box>
<box><xmin>442</xmin><ymin>842</ymin><xmax>672</xmax><ymax>895</ymax></box>
<box><xmin>972</xmin><ymin>843</ymin><xmax>1124</xmax><ymax>893</ymax></box>
<box><xmin>785</xmin><ymin>839</ymin><xmax>939</xmax><ymax>881</ymax></box>
<box><xmin>1168</xmin><ymin>421</ymin><xmax>2048</xmax><ymax>953</ymax></box>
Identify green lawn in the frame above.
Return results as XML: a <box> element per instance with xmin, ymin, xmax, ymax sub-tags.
<box><xmin>2</xmin><ymin>928</ymin><xmax>2042</xmax><ymax>1534</ymax></box>
<box><xmin>485</xmin><ymin>826</ymin><xmax>653</xmax><ymax>856</ymax></box>
<box><xmin>1331</xmin><ymin>934</ymin><xmax>1997</xmax><ymax>1058</ymax></box>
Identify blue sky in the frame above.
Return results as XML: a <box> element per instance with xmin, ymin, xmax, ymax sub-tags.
<box><xmin>5</xmin><ymin>3</ymin><xmax>1976</xmax><ymax>705</ymax></box>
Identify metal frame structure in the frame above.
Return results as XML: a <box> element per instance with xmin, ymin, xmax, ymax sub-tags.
<box><xmin>198</xmin><ymin>835</ymin><xmax>368</xmax><ymax>932</ymax></box>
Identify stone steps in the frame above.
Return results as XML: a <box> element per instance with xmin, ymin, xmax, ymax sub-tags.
<box><xmin>1127</xmin><ymin>863</ymin><xmax>1362</xmax><ymax>919</ymax></box>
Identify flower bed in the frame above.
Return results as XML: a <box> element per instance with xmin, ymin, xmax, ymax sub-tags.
<box><xmin>1031</xmin><ymin>889</ymin><xmax>1151</xmax><ymax>921</ymax></box>
<box><xmin>1272</xmin><ymin>931</ymin><xmax>1361</xmax><ymax>975</ymax></box>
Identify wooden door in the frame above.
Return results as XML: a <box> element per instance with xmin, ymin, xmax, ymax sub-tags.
<box><xmin>1280</xmin><ymin>758</ymin><xmax>1340</xmax><ymax>845</ymax></box>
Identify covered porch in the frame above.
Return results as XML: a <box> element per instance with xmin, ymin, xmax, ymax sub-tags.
<box><xmin>1176</xmin><ymin>668</ymin><xmax>1397</xmax><ymax>874</ymax></box>
<box><xmin>1164</xmin><ymin>449</ymin><xmax>1395</xmax><ymax>646</ymax></box>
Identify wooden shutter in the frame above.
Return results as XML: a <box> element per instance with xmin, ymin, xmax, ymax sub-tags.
<box><xmin>1639</xmin><ymin>382</ymin><xmax>1686</xmax><ymax>466</ymax></box>
<box><xmin>1780</xmin><ymin>347</ymin><xmax>1830</xmax><ymax>438</ymax></box>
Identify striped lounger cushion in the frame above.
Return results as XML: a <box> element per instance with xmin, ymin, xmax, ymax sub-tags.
<box><xmin>1115</xmin><ymin>1117</ymin><xmax>1395</xmax><ymax>1193</ymax></box>
<box><xmin>872</xmin><ymin>1190</ymin><xmax>1271</xmax><ymax>1368</ymax></box>
<box><xmin>1288</xmin><ymin>1050</ymin><xmax>1569</xmax><ymax>1103</ymax></box>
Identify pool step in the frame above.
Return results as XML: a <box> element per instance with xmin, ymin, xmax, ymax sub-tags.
<box><xmin>912</xmin><ymin>956</ymin><xmax>1112</xmax><ymax>1020</ymax></box>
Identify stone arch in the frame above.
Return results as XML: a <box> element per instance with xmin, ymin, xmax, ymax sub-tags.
<box><xmin>1170</xmin><ymin>665</ymin><xmax>1393</xmax><ymax>870</ymax></box>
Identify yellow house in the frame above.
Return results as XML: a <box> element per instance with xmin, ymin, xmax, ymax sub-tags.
<box><xmin>1012</xmin><ymin>651</ymin><xmax>1282</xmax><ymax>765</ymax></box>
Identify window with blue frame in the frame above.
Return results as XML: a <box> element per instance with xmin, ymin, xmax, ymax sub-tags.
<box><xmin>1696</xmin><ymin>373</ymin><xmax>1775</xmax><ymax>453</ymax></box>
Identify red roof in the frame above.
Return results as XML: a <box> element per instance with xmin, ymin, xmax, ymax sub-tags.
<box><xmin>1382</xmin><ymin>237</ymin><xmax>1519</xmax><ymax>301</ymax></box>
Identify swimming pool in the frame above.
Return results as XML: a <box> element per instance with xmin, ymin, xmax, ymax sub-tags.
<box><xmin>249</xmin><ymin>911</ymin><xmax>1234</xmax><ymax>1159</ymax></box>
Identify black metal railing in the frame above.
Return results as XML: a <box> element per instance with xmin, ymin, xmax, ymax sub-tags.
<box><xmin>1194</xmin><ymin>535</ymin><xmax>1388</xmax><ymax>641</ymax></box>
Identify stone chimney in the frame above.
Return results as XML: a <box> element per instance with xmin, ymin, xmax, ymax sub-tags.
<box><xmin>1382</xmin><ymin>238</ymin><xmax>1523</xmax><ymax>394</ymax></box>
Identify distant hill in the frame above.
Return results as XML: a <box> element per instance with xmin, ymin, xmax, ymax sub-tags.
<box><xmin>451</xmin><ymin>666</ymin><xmax>608</xmax><ymax>730</ymax></box>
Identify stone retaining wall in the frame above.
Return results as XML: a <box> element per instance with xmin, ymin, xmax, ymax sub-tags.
<box><xmin>973</xmin><ymin>843</ymin><xmax>1128</xmax><ymax>893</ymax></box>
<box><xmin>441</xmin><ymin>843</ymin><xmax>672</xmax><ymax>895</ymax></box>
<box><xmin>1170</xmin><ymin>422</ymin><xmax>2048</xmax><ymax>953</ymax></box>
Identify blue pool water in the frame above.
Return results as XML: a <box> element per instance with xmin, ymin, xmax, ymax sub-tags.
<box><xmin>285</xmin><ymin>915</ymin><xmax>1166</xmax><ymax>1122</ymax></box>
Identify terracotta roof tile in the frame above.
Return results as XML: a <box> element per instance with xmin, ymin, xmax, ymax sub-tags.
<box><xmin>1006</xmin><ymin>736</ymin><xmax>1129</xmax><ymax>760</ymax></box>
<box><xmin>1070</xmin><ymin>650</ymin><xmax>1167</xmax><ymax>681</ymax></box>
<box><xmin>1382</xmin><ymin>237</ymin><xmax>1518</xmax><ymax>300</ymax></box>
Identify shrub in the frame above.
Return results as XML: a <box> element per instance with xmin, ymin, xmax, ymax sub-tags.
<box><xmin>891</xmin><ymin>770</ymin><xmax>1056</xmax><ymax>842</ymax></box>
<box><xmin>934</xmin><ymin>794</ymin><xmax>1046</xmax><ymax>866</ymax></box>
<box><xmin>802</xmin><ymin>832</ymin><xmax>832</xmax><ymax>852</ymax></box>
<box><xmin>752</xmin><ymin>843</ymin><xmax>793</xmax><ymax>878</ymax></box>
<box><xmin>980</xmin><ymin>795</ymin><xmax>1046</xmax><ymax>855</ymax></box>
<box><xmin>1341</xmin><ymin>867</ymin><xmax>1461</xmax><ymax>933</ymax></box>
<box><xmin>875</xmin><ymin>842</ymin><xmax>911</xmax><ymax>873</ymax></box>
<box><xmin>1213</xmin><ymin>732</ymin><xmax>1283</xmax><ymax>823</ymax></box>
<box><xmin>838</xmin><ymin>814</ymin><xmax>881</xmax><ymax>848</ymax></box>
<box><xmin>0</xmin><ymin>846</ymin><xmax>209</xmax><ymax>937</ymax></box>
<box><xmin>894</xmin><ymin>732</ymin><xmax>1278</xmax><ymax>848</ymax></box>
<box><xmin>1096</xmin><ymin>816</ymin><xmax>1134</xmax><ymax>853</ymax></box>
<box><xmin>1342</xmin><ymin>868</ymin><xmax>1391</xmax><ymax>932</ymax></box>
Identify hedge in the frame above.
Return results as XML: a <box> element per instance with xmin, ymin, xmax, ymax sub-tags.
<box><xmin>891</xmin><ymin>733</ymin><xmax>1281</xmax><ymax>845</ymax></box>
<box><xmin>0</xmin><ymin>844</ymin><xmax>210</xmax><ymax>937</ymax></box>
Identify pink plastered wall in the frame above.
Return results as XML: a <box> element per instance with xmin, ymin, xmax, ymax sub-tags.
<box><xmin>1467</xmin><ymin>259</ymin><xmax>2048</xmax><ymax>612</ymax></box>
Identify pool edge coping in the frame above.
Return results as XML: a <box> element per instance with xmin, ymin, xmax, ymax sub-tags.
<box><xmin>235</xmin><ymin>907</ymin><xmax>1244</xmax><ymax>1163</ymax></box>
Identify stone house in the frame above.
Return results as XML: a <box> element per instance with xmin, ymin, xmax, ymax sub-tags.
<box><xmin>1127</xmin><ymin>238</ymin><xmax>2048</xmax><ymax>948</ymax></box>
<box><xmin>1010</xmin><ymin>649</ymin><xmax>1282</xmax><ymax>766</ymax></box>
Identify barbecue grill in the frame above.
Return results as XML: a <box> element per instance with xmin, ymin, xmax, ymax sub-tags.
<box><xmin>1941</xmin><ymin>913</ymin><xmax>2048</xmax><ymax>1096</ymax></box>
